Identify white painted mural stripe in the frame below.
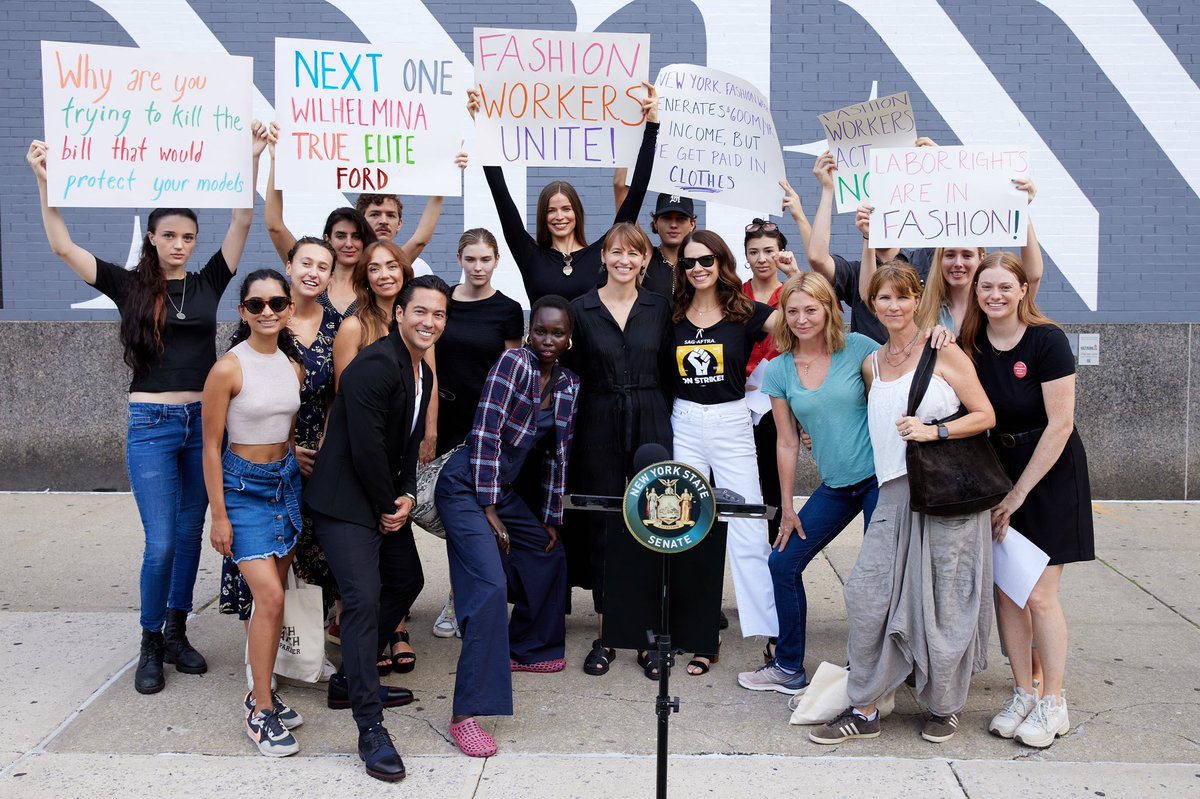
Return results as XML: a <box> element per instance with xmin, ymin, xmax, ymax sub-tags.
<box><xmin>1037</xmin><ymin>0</ymin><xmax>1200</xmax><ymax>201</ymax></box>
<box><xmin>838</xmin><ymin>0</ymin><xmax>1100</xmax><ymax>310</ymax></box>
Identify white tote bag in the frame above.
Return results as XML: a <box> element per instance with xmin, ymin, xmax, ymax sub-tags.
<box><xmin>246</xmin><ymin>568</ymin><xmax>325</xmax><ymax>684</ymax></box>
<box><xmin>788</xmin><ymin>662</ymin><xmax>895</xmax><ymax>725</ymax></box>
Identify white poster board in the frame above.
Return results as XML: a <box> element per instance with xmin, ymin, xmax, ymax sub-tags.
<box><xmin>649</xmin><ymin>64</ymin><xmax>785</xmax><ymax>213</ymax></box>
<box><xmin>817</xmin><ymin>91</ymin><xmax>917</xmax><ymax>213</ymax></box>
<box><xmin>472</xmin><ymin>27</ymin><xmax>649</xmax><ymax>168</ymax></box>
<box><xmin>274</xmin><ymin>37</ymin><xmax>464</xmax><ymax>196</ymax></box>
<box><xmin>869</xmin><ymin>145</ymin><xmax>1031</xmax><ymax>248</ymax></box>
<box><xmin>41</xmin><ymin>41</ymin><xmax>253</xmax><ymax>208</ymax></box>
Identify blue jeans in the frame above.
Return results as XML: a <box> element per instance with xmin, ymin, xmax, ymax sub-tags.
<box><xmin>125</xmin><ymin>402</ymin><xmax>208</xmax><ymax>632</ymax></box>
<box><xmin>769</xmin><ymin>476</ymin><xmax>879</xmax><ymax>674</ymax></box>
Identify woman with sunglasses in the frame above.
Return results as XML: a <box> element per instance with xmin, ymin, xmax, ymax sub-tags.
<box><xmin>25</xmin><ymin>125</ymin><xmax>266</xmax><ymax>695</ymax></box>
<box><xmin>202</xmin><ymin>269</ymin><xmax>305</xmax><ymax>757</ymax></box>
<box><xmin>669</xmin><ymin>230</ymin><xmax>781</xmax><ymax>675</ymax></box>
<box><xmin>466</xmin><ymin>85</ymin><xmax>660</xmax><ymax>302</ymax></box>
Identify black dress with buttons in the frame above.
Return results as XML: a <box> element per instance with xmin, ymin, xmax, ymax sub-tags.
<box><xmin>563</xmin><ymin>288</ymin><xmax>673</xmax><ymax>614</ymax></box>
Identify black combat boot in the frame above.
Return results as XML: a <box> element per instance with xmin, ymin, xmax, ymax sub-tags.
<box><xmin>135</xmin><ymin>630</ymin><xmax>166</xmax><ymax>694</ymax></box>
<box><xmin>163</xmin><ymin>609</ymin><xmax>208</xmax><ymax>674</ymax></box>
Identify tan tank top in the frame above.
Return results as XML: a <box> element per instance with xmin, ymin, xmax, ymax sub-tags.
<box><xmin>226</xmin><ymin>341</ymin><xmax>301</xmax><ymax>445</ymax></box>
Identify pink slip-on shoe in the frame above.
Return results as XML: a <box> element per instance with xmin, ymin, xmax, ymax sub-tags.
<box><xmin>450</xmin><ymin>718</ymin><xmax>497</xmax><ymax>757</ymax></box>
<box><xmin>510</xmin><ymin>658</ymin><xmax>566</xmax><ymax>673</ymax></box>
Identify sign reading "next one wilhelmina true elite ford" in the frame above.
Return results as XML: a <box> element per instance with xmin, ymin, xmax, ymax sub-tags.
<box><xmin>623</xmin><ymin>461</ymin><xmax>716</xmax><ymax>555</ymax></box>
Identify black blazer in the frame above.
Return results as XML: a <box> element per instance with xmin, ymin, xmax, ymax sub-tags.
<box><xmin>305</xmin><ymin>327</ymin><xmax>432</xmax><ymax>529</ymax></box>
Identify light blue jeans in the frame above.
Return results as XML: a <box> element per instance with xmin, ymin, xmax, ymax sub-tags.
<box><xmin>125</xmin><ymin>402</ymin><xmax>208</xmax><ymax>632</ymax></box>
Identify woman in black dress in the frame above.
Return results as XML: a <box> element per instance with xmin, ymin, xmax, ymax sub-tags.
<box><xmin>466</xmin><ymin>84</ymin><xmax>660</xmax><ymax>302</ymax></box>
<box><xmin>961</xmin><ymin>252</ymin><xmax>1094</xmax><ymax>749</ymax></box>
<box><xmin>566</xmin><ymin>222</ymin><xmax>673</xmax><ymax>676</ymax></box>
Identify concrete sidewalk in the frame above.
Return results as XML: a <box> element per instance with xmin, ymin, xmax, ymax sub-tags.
<box><xmin>0</xmin><ymin>494</ymin><xmax>1197</xmax><ymax>797</ymax></box>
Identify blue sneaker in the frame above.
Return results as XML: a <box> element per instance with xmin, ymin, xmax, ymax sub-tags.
<box><xmin>737</xmin><ymin>661</ymin><xmax>808</xmax><ymax>695</ymax></box>
<box><xmin>244</xmin><ymin>690</ymin><xmax>303</xmax><ymax>730</ymax></box>
<box><xmin>245</xmin><ymin>708</ymin><xmax>299</xmax><ymax>757</ymax></box>
<box><xmin>359</xmin><ymin>723</ymin><xmax>406</xmax><ymax>782</ymax></box>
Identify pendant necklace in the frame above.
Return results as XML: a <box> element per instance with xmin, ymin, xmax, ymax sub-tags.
<box><xmin>883</xmin><ymin>328</ymin><xmax>920</xmax><ymax>367</ymax></box>
<box><xmin>166</xmin><ymin>279</ymin><xmax>186</xmax><ymax>320</ymax></box>
<box><xmin>560</xmin><ymin>250</ymin><xmax>574</xmax><ymax>276</ymax></box>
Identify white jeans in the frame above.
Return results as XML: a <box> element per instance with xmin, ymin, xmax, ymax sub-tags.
<box><xmin>671</xmin><ymin>398</ymin><xmax>778</xmax><ymax>637</ymax></box>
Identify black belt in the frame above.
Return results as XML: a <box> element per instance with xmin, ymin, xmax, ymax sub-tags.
<box><xmin>994</xmin><ymin>427</ymin><xmax>1045</xmax><ymax>448</ymax></box>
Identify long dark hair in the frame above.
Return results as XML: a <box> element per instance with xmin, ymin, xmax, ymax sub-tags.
<box><xmin>322</xmin><ymin>207</ymin><xmax>376</xmax><ymax>269</ymax></box>
<box><xmin>535</xmin><ymin>182</ymin><xmax>586</xmax><ymax>250</ymax></box>
<box><xmin>671</xmin><ymin>230</ymin><xmax>755</xmax><ymax>324</ymax></box>
<box><xmin>119</xmin><ymin>208</ymin><xmax>198</xmax><ymax>380</ymax></box>
<box><xmin>228</xmin><ymin>269</ymin><xmax>302</xmax><ymax>364</ymax></box>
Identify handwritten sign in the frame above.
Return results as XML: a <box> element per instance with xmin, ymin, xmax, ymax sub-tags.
<box><xmin>869</xmin><ymin>146</ymin><xmax>1031</xmax><ymax>248</ymax></box>
<box><xmin>648</xmin><ymin>64</ymin><xmax>785</xmax><ymax>213</ymax></box>
<box><xmin>40</xmin><ymin>41</ymin><xmax>252</xmax><ymax>208</ymax></box>
<box><xmin>818</xmin><ymin>91</ymin><xmax>916</xmax><ymax>213</ymax></box>
<box><xmin>473</xmin><ymin>27</ymin><xmax>649</xmax><ymax>167</ymax></box>
<box><xmin>274</xmin><ymin>38</ymin><xmax>464</xmax><ymax>196</ymax></box>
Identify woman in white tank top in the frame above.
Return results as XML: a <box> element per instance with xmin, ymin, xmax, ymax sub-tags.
<box><xmin>202</xmin><ymin>269</ymin><xmax>305</xmax><ymax>758</ymax></box>
<box><xmin>810</xmin><ymin>263</ymin><xmax>997</xmax><ymax>747</ymax></box>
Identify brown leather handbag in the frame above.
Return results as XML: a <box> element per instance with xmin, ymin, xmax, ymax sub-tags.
<box><xmin>905</xmin><ymin>343</ymin><xmax>1011</xmax><ymax>516</ymax></box>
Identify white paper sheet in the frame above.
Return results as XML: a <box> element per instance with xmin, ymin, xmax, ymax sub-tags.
<box><xmin>992</xmin><ymin>526</ymin><xmax>1050</xmax><ymax>609</ymax></box>
<box><xmin>744</xmin><ymin>356</ymin><xmax>774</xmax><ymax>424</ymax></box>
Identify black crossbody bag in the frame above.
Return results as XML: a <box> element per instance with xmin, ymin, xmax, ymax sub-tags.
<box><xmin>904</xmin><ymin>343</ymin><xmax>1011</xmax><ymax>515</ymax></box>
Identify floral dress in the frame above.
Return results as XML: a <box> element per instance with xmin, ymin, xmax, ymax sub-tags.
<box><xmin>219</xmin><ymin>304</ymin><xmax>342</xmax><ymax>618</ymax></box>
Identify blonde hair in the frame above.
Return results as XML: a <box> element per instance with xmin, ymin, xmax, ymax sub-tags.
<box><xmin>960</xmin><ymin>252</ymin><xmax>1058</xmax><ymax>357</ymax></box>
<box><xmin>772</xmin><ymin>272</ymin><xmax>846</xmax><ymax>355</ymax></box>
<box><xmin>916</xmin><ymin>246</ymin><xmax>986</xmax><ymax>330</ymax></box>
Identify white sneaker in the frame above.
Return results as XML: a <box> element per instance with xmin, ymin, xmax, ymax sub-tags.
<box><xmin>988</xmin><ymin>688</ymin><xmax>1038</xmax><ymax>738</ymax></box>
<box><xmin>1014</xmin><ymin>694</ymin><xmax>1070</xmax><ymax>748</ymax></box>
<box><xmin>433</xmin><ymin>594</ymin><xmax>460</xmax><ymax>638</ymax></box>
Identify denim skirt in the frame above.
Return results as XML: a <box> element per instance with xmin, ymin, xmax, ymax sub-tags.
<box><xmin>223</xmin><ymin>449</ymin><xmax>303</xmax><ymax>564</ymax></box>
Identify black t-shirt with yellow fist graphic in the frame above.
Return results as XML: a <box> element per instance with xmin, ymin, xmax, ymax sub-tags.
<box><xmin>670</xmin><ymin>302</ymin><xmax>773</xmax><ymax>405</ymax></box>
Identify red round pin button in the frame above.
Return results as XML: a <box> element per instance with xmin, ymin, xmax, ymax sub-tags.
<box><xmin>1013</xmin><ymin>361</ymin><xmax>1028</xmax><ymax>378</ymax></box>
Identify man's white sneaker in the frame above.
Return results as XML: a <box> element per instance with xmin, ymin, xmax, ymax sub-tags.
<box><xmin>433</xmin><ymin>594</ymin><xmax>459</xmax><ymax>638</ymax></box>
<box><xmin>988</xmin><ymin>687</ymin><xmax>1038</xmax><ymax>739</ymax></box>
<box><xmin>1014</xmin><ymin>694</ymin><xmax>1070</xmax><ymax>748</ymax></box>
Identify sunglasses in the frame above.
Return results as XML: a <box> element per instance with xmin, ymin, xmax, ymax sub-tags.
<box><xmin>745</xmin><ymin>220</ymin><xmax>779</xmax><ymax>234</ymax></box>
<box><xmin>242</xmin><ymin>296</ymin><xmax>291</xmax><ymax>314</ymax></box>
<box><xmin>678</xmin><ymin>254</ymin><xmax>718</xmax><ymax>270</ymax></box>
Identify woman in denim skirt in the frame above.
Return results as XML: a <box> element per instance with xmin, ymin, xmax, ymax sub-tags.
<box><xmin>203</xmin><ymin>269</ymin><xmax>305</xmax><ymax>757</ymax></box>
<box><xmin>25</xmin><ymin>128</ymin><xmax>267</xmax><ymax>695</ymax></box>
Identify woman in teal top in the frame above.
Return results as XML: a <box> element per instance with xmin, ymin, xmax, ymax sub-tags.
<box><xmin>736</xmin><ymin>272</ymin><xmax>879</xmax><ymax>695</ymax></box>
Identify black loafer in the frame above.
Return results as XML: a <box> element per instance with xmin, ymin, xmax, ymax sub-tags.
<box><xmin>327</xmin><ymin>672</ymin><xmax>415</xmax><ymax>709</ymax></box>
<box><xmin>359</xmin><ymin>723</ymin><xmax>406</xmax><ymax>782</ymax></box>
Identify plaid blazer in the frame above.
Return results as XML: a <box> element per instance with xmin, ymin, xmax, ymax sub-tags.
<box><xmin>469</xmin><ymin>347</ymin><xmax>580</xmax><ymax>525</ymax></box>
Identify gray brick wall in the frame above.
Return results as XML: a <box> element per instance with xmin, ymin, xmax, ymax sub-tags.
<box><xmin>2</xmin><ymin>1</ymin><xmax>1198</xmax><ymax>322</ymax></box>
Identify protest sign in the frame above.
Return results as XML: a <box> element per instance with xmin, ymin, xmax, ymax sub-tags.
<box><xmin>817</xmin><ymin>91</ymin><xmax>916</xmax><ymax>213</ymax></box>
<box><xmin>649</xmin><ymin>64</ymin><xmax>785</xmax><ymax>213</ymax></box>
<box><xmin>41</xmin><ymin>41</ymin><xmax>253</xmax><ymax>208</ymax></box>
<box><xmin>472</xmin><ymin>27</ymin><xmax>649</xmax><ymax>167</ymax></box>
<box><xmin>275</xmin><ymin>37</ymin><xmax>464</xmax><ymax>196</ymax></box>
<box><xmin>869</xmin><ymin>145</ymin><xmax>1031</xmax><ymax>248</ymax></box>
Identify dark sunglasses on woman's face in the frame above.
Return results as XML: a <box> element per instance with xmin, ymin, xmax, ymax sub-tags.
<box><xmin>242</xmin><ymin>296</ymin><xmax>291</xmax><ymax>314</ymax></box>
<box><xmin>745</xmin><ymin>219</ymin><xmax>779</xmax><ymax>233</ymax></box>
<box><xmin>678</xmin><ymin>254</ymin><xmax>718</xmax><ymax>270</ymax></box>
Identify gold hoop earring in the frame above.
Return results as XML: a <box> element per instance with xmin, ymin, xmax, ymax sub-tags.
<box><xmin>567</xmin><ymin>337</ymin><xmax>573</xmax><ymax>350</ymax></box>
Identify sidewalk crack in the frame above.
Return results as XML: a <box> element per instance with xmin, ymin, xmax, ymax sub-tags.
<box><xmin>1096</xmin><ymin>557</ymin><xmax>1199</xmax><ymax>631</ymax></box>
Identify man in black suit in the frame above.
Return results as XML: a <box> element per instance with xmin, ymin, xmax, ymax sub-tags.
<box><xmin>307</xmin><ymin>274</ymin><xmax>451</xmax><ymax>782</ymax></box>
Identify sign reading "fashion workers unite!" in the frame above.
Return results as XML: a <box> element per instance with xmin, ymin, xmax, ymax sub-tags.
<box><xmin>472</xmin><ymin>27</ymin><xmax>650</xmax><ymax>168</ymax></box>
<box><xmin>869</xmin><ymin>145</ymin><xmax>1032</xmax><ymax>248</ymax></box>
<box><xmin>818</xmin><ymin>91</ymin><xmax>918</xmax><ymax>213</ymax></box>
<box><xmin>40</xmin><ymin>41</ymin><xmax>253</xmax><ymax>208</ymax></box>
<box><xmin>274</xmin><ymin>37</ymin><xmax>466</xmax><ymax>196</ymax></box>
<box><xmin>648</xmin><ymin>64</ymin><xmax>785</xmax><ymax>213</ymax></box>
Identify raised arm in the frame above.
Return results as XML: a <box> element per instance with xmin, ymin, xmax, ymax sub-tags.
<box><xmin>219</xmin><ymin>120</ymin><xmax>269</xmax><ymax>274</ymax></box>
<box><xmin>612</xmin><ymin>167</ymin><xmax>630</xmax><ymax>214</ymax></box>
<box><xmin>613</xmin><ymin>82</ymin><xmax>660</xmax><ymax>224</ymax></box>
<box><xmin>1015</xmin><ymin>178</ymin><xmax>1043</xmax><ymax>302</ymax></box>
<box><xmin>401</xmin><ymin>197</ymin><xmax>444</xmax><ymax>263</ymax></box>
<box><xmin>805</xmin><ymin>150</ymin><xmax>837</xmax><ymax>281</ymax></box>
<box><xmin>264</xmin><ymin>122</ymin><xmax>297</xmax><ymax>266</ymax></box>
<box><xmin>780</xmin><ymin>179</ymin><xmax>813</xmax><ymax>256</ymax></box>
<box><xmin>857</xmin><ymin>205</ymin><xmax>876</xmax><ymax>305</ymax></box>
<box><xmin>26</xmin><ymin>140</ymin><xmax>97</xmax><ymax>284</ymax></box>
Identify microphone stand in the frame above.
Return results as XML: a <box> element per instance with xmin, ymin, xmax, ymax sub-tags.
<box><xmin>652</xmin><ymin>555</ymin><xmax>679</xmax><ymax>799</ymax></box>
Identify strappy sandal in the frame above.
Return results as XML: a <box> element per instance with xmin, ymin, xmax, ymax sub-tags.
<box><xmin>511</xmin><ymin>658</ymin><xmax>566</xmax><ymax>673</ymax></box>
<box><xmin>583</xmin><ymin>639</ymin><xmax>615</xmax><ymax>676</ymax></box>
<box><xmin>687</xmin><ymin>640</ymin><xmax>720</xmax><ymax>676</ymax></box>
<box><xmin>376</xmin><ymin>638</ymin><xmax>395</xmax><ymax>677</ymax></box>
<box><xmin>763</xmin><ymin>636</ymin><xmax>777</xmax><ymax>664</ymax></box>
<box><xmin>637</xmin><ymin>649</ymin><xmax>660</xmax><ymax>680</ymax></box>
<box><xmin>391</xmin><ymin>629</ymin><xmax>416</xmax><ymax>674</ymax></box>
<box><xmin>450</xmin><ymin>717</ymin><xmax>497</xmax><ymax>758</ymax></box>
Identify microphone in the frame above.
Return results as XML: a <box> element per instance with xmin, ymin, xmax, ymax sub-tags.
<box><xmin>631</xmin><ymin>443</ymin><xmax>670</xmax><ymax>476</ymax></box>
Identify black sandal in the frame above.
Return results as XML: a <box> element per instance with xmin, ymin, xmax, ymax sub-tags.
<box><xmin>687</xmin><ymin>639</ymin><xmax>721</xmax><ymax>676</ymax></box>
<box><xmin>377</xmin><ymin>637</ymin><xmax>395</xmax><ymax>677</ymax></box>
<box><xmin>636</xmin><ymin>649</ymin><xmax>660</xmax><ymax>680</ymax></box>
<box><xmin>391</xmin><ymin>629</ymin><xmax>416</xmax><ymax>674</ymax></box>
<box><xmin>583</xmin><ymin>638</ymin><xmax>615</xmax><ymax>676</ymax></box>
<box><xmin>763</xmin><ymin>636</ymin><xmax>777</xmax><ymax>664</ymax></box>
